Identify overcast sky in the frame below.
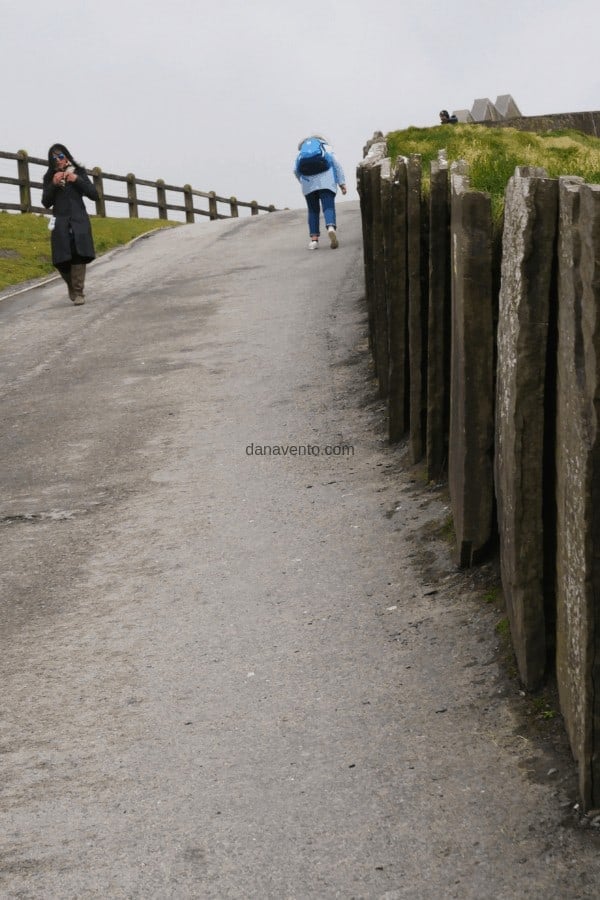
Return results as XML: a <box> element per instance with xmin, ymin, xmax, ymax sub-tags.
<box><xmin>2</xmin><ymin>0</ymin><xmax>599</xmax><ymax>216</ymax></box>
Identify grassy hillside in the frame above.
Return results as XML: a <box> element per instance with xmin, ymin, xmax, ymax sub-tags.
<box><xmin>0</xmin><ymin>213</ymin><xmax>178</xmax><ymax>291</ymax></box>
<box><xmin>386</xmin><ymin>125</ymin><xmax>600</xmax><ymax>220</ymax></box>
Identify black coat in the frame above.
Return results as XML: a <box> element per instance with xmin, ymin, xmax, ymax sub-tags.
<box><xmin>42</xmin><ymin>167</ymin><xmax>98</xmax><ymax>265</ymax></box>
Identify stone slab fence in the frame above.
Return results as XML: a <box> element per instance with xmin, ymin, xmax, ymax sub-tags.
<box><xmin>357</xmin><ymin>138</ymin><xmax>600</xmax><ymax>812</ymax></box>
<box><xmin>0</xmin><ymin>149</ymin><xmax>277</xmax><ymax>222</ymax></box>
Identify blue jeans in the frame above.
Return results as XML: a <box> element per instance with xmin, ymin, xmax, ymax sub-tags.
<box><xmin>306</xmin><ymin>189</ymin><xmax>336</xmax><ymax>236</ymax></box>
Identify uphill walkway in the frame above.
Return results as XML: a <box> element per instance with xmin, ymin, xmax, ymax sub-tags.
<box><xmin>1</xmin><ymin>203</ymin><xmax>599</xmax><ymax>898</ymax></box>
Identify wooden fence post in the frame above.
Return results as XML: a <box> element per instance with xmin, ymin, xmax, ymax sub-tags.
<box><xmin>208</xmin><ymin>191</ymin><xmax>218</xmax><ymax>220</ymax></box>
<box><xmin>126</xmin><ymin>173</ymin><xmax>138</xmax><ymax>218</ymax></box>
<box><xmin>92</xmin><ymin>167</ymin><xmax>106</xmax><ymax>217</ymax></box>
<box><xmin>229</xmin><ymin>196</ymin><xmax>239</xmax><ymax>217</ymax></box>
<box><xmin>156</xmin><ymin>179</ymin><xmax>168</xmax><ymax>220</ymax></box>
<box><xmin>17</xmin><ymin>150</ymin><xmax>31</xmax><ymax>213</ymax></box>
<box><xmin>250</xmin><ymin>201</ymin><xmax>259</xmax><ymax>216</ymax></box>
<box><xmin>183</xmin><ymin>185</ymin><xmax>195</xmax><ymax>223</ymax></box>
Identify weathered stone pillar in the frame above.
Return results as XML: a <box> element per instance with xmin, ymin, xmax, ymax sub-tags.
<box><xmin>384</xmin><ymin>157</ymin><xmax>409</xmax><ymax>441</ymax></box>
<box><xmin>449</xmin><ymin>164</ymin><xmax>495</xmax><ymax>567</ymax></box>
<box><xmin>356</xmin><ymin>160</ymin><xmax>375</xmax><ymax>353</ymax></box>
<box><xmin>495</xmin><ymin>167</ymin><xmax>558</xmax><ymax>691</ymax></box>
<box><xmin>426</xmin><ymin>154</ymin><xmax>451</xmax><ymax>480</ymax></box>
<box><xmin>555</xmin><ymin>177</ymin><xmax>600</xmax><ymax>811</ymax></box>
<box><xmin>357</xmin><ymin>139</ymin><xmax>388</xmax><ymax>369</ymax></box>
<box><xmin>407</xmin><ymin>155</ymin><xmax>427</xmax><ymax>462</ymax></box>
<box><xmin>380</xmin><ymin>160</ymin><xmax>395</xmax><ymax>410</ymax></box>
<box><xmin>361</xmin><ymin>162</ymin><xmax>388</xmax><ymax>395</ymax></box>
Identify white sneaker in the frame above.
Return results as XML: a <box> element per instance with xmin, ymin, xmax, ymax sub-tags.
<box><xmin>327</xmin><ymin>226</ymin><xmax>338</xmax><ymax>249</ymax></box>
<box><xmin>308</xmin><ymin>240</ymin><xmax>319</xmax><ymax>250</ymax></box>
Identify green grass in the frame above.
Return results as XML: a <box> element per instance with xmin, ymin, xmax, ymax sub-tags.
<box><xmin>495</xmin><ymin>616</ymin><xmax>511</xmax><ymax>638</ymax></box>
<box><xmin>386</xmin><ymin>124</ymin><xmax>600</xmax><ymax>222</ymax></box>
<box><xmin>440</xmin><ymin>512</ymin><xmax>455</xmax><ymax>544</ymax></box>
<box><xmin>482</xmin><ymin>586</ymin><xmax>499</xmax><ymax>605</ymax></box>
<box><xmin>0</xmin><ymin>212</ymin><xmax>178</xmax><ymax>291</ymax></box>
<box><xmin>530</xmin><ymin>695</ymin><xmax>557</xmax><ymax>720</ymax></box>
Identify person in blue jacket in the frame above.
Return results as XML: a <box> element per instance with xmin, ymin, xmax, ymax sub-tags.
<box><xmin>294</xmin><ymin>135</ymin><xmax>347</xmax><ymax>250</ymax></box>
<box><xmin>42</xmin><ymin>143</ymin><xmax>98</xmax><ymax>305</ymax></box>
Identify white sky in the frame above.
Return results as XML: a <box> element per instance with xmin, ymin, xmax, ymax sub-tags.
<box><xmin>2</xmin><ymin>0</ymin><xmax>599</xmax><ymax>215</ymax></box>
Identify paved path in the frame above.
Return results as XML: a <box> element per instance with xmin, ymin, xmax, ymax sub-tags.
<box><xmin>1</xmin><ymin>203</ymin><xmax>599</xmax><ymax>898</ymax></box>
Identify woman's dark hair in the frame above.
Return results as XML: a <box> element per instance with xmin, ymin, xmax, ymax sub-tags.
<box><xmin>46</xmin><ymin>143</ymin><xmax>81</xmax><ymax>170</ymax></box>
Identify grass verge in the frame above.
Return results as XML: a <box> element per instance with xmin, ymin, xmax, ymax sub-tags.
<box><xmin>0</xmin><ymin>212</ymin><xmax>178</xmax><ymax>291</ymax></box>
<box><xmin>386</xmin><ymin>124</ymin><xmax>600</xmax><ymax>222</ymax></box>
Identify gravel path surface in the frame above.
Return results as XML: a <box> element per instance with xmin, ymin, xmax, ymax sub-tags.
<box><xmin>1</xmin><ymin>203</ymin><xmax>599</xmax><ymax>898</ymax></box>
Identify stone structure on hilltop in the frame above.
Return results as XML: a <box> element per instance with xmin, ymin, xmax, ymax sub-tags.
<box><xmin>450</xmin><ymin>94</ymin><xmax>522</xmax><ymax>124</ymax></box>
<box><xmin>495</xmin><ymin>94</ymin><xmax>522</xmax><ymax>118</ymax></box>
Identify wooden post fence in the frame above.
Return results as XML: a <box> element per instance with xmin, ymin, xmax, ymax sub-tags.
<box><xmin>92</xmin><ymin>167</ymin><xmax>106</xmax><ymax>217</ymax></box>
<box><xmin>208</xmin><ymin>191</ymin><xmax>218</xmax><ymax>221</ymax></box>
<box><xmin>156</xmin><ymin>179</ymin><xmax>167</xmax><ymax>220</ymax></box>
<box><xmin>17</xmin><ymin>151</ymin><xmax>31</xmax><ymax>214</ymax></box>
<box><xmin>0</xmin><ymin>149</ymin><xmax>278</xmax><ymax>222</ymax></box>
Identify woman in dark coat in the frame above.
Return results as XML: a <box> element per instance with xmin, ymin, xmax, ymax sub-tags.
<box><xmin>42</xmin><ymin>143</ymin><xmax>98</xmax><ymax>305</ymax></box>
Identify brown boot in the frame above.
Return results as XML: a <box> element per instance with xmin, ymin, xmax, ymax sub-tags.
<box><xmin>58</xmin><ymin>267</ymin><xmax>76</xmax><ymax>302</ymax></box>
<box><xmin>70</xmin><ymin>264</ymin><xmax>86</xmax><ymax>305</ymax></box>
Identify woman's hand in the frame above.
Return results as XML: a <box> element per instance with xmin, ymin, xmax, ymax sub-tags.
<box><xmin>65</xmin><ymin>172</ymin><xmax>78</xmax><ymax>183</ymax></box>
<box><xmin>52</xmin><ymin>171</ymin><xmax>66</xmax><ymax>185</ymax></box>
<box><xmin>340</xmin><ymin>184</ymin><xmax>347</xmax><ymax>195</ymax></box>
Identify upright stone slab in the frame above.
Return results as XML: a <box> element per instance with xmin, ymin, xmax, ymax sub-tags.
<box><xmin>356</xmin><ymin>161</ymin><xmax>375</xmax><ymax>352</ymax></box>
<box><xmin>449</xmin><ymin>166</ymin><xmax>494</xmax><ymax>567</ymax></box>
<box><xmin>382</xmin><ymin>157</ymin><xmax>409</xmax><ymax>441</ymax></box>
<box><xmin>370</xmin><ymin>161</ymin><xmax>390</xmax><ymax>396</ymax></box>
<box><xmin>495</xmin><ymin>167</ymin><xmax>558</xmax><ymax>691</ymax></box>
<box><xmin>426</xmin><ymin>156</ymin><xmax>450</xmax><ymax>481</ymax></box>
<box><xmin>407</xmin><ymin>155</ymin><xmax>427</xmax><ymax>463</ymax></box>
<box><xmin>357</xmin><ymin>139</ymin><xmax>388</xmax><ymax>371</ymax></box>
<box><xmin>555</xmin><ymin>178</ymin><xmax>600</xmax><ymax>811</ymax></box>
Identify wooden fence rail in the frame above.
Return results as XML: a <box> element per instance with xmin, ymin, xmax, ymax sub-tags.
<box><xmin>0</xmin><ymin>150</ymin><xmax>277</xmax><ymax>222</ymax></box>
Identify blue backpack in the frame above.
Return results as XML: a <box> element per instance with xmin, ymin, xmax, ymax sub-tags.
<box><xmin>296</xmin><ymin>138</ymin><xmax>332</xmax><ymax>176</ymax></box>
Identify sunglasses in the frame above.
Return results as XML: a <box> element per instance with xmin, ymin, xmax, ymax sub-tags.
<box><xmin>53</xmin><ymin>153</ymin><xmax>66</xmax><ymax>161</ymax></box>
